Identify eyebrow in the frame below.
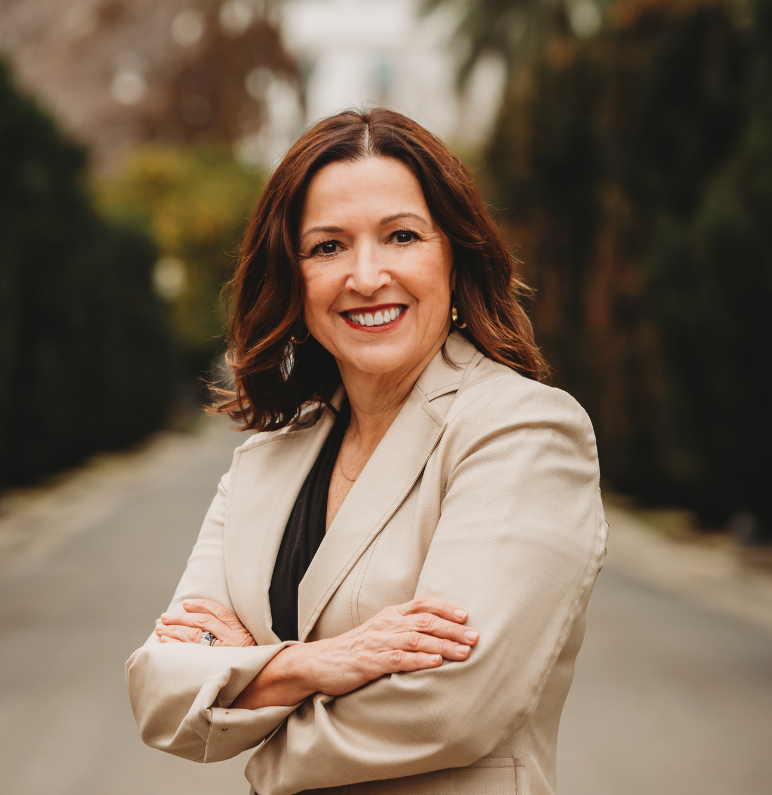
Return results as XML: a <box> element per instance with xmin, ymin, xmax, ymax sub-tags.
<box><xmin>300</xmin><ymin>212</ymin><xmax>430</xmax><ymax>242</ymax></box>
<box><xmin>379</xmin><ymin>212</ymin><xmax>430</xmax><ymax>226</ymax></box>
<box><xmin>300</xmin><ymin>225</ymin><xmax>344</xmax><ymax>242</ymax></box>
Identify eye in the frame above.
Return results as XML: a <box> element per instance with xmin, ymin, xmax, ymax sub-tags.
<box><xmin>393</xmin><ymin>229</ymin><xmax>418</xmax><ymax>244</ymax></box>
<box><xmin>313</xmin><ymin>240</ymin><xmax>340</xmax><ymax>256</ymax></box>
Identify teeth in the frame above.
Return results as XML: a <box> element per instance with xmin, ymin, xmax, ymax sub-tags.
<box><xmin>347</xmin><ymin>306</ymin><xmax>403</xmax><ymax>327</ymax></box>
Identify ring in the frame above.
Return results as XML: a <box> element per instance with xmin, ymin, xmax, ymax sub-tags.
<box><xmin>200</xmin><ymin>631</ymin><xmax>216</xmax><ymax>646</ymax></box>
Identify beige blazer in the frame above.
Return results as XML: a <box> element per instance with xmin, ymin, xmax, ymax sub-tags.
<box><xmin>127</xmin><ymin>332</ymin><xmax>607</xmax><ymax>795</ymax></box>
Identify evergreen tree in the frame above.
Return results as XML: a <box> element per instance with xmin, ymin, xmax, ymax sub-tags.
<box><xmin>487</xmin><ymin>0</ymin><xmax>772</xmax><ymax>533</ymax></box>
<box><xmin>0</xmin><ymin>60</ymin><xmax>174</xmax><ymax>486</ymax></box>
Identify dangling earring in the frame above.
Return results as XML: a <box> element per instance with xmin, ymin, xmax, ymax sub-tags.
<box><xmin>451</xmin><ymin>302</ymin><xmax>467</xmax><ymax>329</ymax></box>
<box><xmin>290</xmin><ymin>326</ymin><xmax>309</xmax><ymax>344</ymax></box>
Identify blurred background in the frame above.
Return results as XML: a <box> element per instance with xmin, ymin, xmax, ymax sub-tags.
<box><xmin>0</xmin><ymin>0</ymin><xmax>770</xmax><ymax>793</ymax></box>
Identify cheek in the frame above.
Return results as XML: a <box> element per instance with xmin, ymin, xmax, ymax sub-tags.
<box><xmin>301</xmin><ymin>267</ymin><xmax>337</xmax><ymax>327</ymax></box>
<box><xmin>405</xmin><ymin>253</ymin><xmax>452</xmax><ymax>311</ymax></box>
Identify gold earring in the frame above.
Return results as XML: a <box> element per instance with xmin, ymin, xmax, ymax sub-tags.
<box><xmin>290</xmin><ymin>328</ymin><xmax>309</xmax><ymax>344</ymax></box>
<box><xmin>451</xmin><ymin>303</ymin><xmax>467</xmax><ymax>329</ymax></box>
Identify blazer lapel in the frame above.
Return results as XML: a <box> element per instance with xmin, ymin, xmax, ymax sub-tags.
<box><xmin>296</xmin><ymin>384</ymin><xmax>445</xmax><ymax>640</ymax></box>
<box><xmin>225</xmin><ymin>405</ymin><xmax>336</xmax><ymax>645</ymax></box>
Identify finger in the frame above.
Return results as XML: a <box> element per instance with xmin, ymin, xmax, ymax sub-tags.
<box><xmin>377</xmin><ymin>649</ymin><xmax>444</xmax><ymax>674</ymax></box>
<box><xmin>396</xmin><ymin>611</ymin><xmax>479</xmax><ymax>646</ymax></box>
<box><xmin>395</xmin><ymin>630</ymin><xmax>472</xmax><ymax>661</ymax></box>
<box><xmin>398</xmin><ymin>595</ymin><xmax>469</xmax><ymax>624</ymax></box>
<box><xmin>160</xmin><ymin>635</ymin><xmax>182</xmax><ymax>643</ymax></box>
<box><xmin>156</xmin><ymin>624</ymin><xmax>201</xmax><ymax>643</ymax></box>
<box><xmin>161</xmin><ymin>611</ymin><xmax>230</xmax><ymax>640</ymax></box>
<box><xmin>183</xmin><ymin>599</ymin><xmax>243</xmax><ymax>629</ymax></box>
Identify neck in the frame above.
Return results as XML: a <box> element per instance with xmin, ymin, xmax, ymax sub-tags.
<box><xmin>338</xmin><ymin>332</ymin><xmax>448</xmax><ymax>449</ymax></box>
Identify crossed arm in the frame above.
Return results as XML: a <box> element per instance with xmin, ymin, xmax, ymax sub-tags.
<box><xmin>155</xmin><ymin>595</ymin><xmax>480</xmax><ymax>708</ymax></box>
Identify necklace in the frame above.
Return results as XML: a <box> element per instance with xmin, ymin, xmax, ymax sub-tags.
<box><xmin>338</xmin><ymin>452</ymin><xmax>359</xmax><ymax>482</ymax></box>
<box><xmin>338</xmin><ymin>428</ymin><xmax>359</xmax><ymax>482</ymax></box>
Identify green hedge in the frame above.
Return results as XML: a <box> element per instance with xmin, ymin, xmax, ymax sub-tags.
<box><xmin>0</xmin><ymin>61</ymin><xmax>174</xmax><ymax>486</ymax></box>
<box><xmin>488</xmin><ymin>0</ymin><xmax>772</xmax><ymax>532</ymax></box>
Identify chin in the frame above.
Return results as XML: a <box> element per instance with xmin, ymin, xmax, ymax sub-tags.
<box><xmin>340</xmin><ymin>339</ymin><xmax>418</xmax><ymax>375</ymax></box>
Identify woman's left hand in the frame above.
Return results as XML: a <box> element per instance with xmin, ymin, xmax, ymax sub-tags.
<box><xmin>155</xmin><ymin>599</ymin><xmax>257</xmax><ymax>647</ymax></box>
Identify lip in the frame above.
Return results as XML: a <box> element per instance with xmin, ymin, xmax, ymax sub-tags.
<box><xmin>344</xmin><ymin>303</ymin><xmax>404</xmax><ymax>314</ymax></box>
<box><xmin>340</xmin><ymin>304</ymin><xmax>408</xmax><ymax>333</ymax></box>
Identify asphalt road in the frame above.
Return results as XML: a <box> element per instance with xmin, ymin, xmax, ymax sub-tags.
<box><xmin>1</xmin><ymin>417</ymin><xmax>770</xmax><ymax>795</ymax></box>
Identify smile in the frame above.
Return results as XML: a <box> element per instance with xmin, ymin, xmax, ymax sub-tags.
<box><xmin>343</xmin><ymin>305</ymin><xmax>405</xmax><ymax>328</ymax></box>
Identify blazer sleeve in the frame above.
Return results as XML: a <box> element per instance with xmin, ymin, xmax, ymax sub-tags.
<box><xmin>125</xmin><ymin>461</ymin><xmax>301</xmax><ymax>763</ymax></box>
<box><xmin>246</xmin><ymin>381</ymin><xmax>608</xmax><ymax>793</ymax></box>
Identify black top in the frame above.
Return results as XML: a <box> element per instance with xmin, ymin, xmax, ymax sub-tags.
<box><xmin>268</xmin><ymin>403</ymin><xmax>350</xmax><ymax>642</ymax></box>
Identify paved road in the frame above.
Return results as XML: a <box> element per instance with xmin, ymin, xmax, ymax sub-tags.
<box><xmin>1</xmin><ymin>418</ymin><xmax>770</xmax><ymax>795</ymax></box>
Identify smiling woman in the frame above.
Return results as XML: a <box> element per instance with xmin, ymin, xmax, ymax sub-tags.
<box><xmin>126</xmin><ymin>109</ymin><xmax>608</xmax><ymax>795</ymax></box>
<box><xmin>210</xmin><ymin>108</ymin><xmax>546</xmax><ymax>433</ymax></box>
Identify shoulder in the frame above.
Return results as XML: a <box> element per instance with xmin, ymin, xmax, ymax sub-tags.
<box><xmin>231</xmin><ymin>402</ymin><xmax>327</xmax><ymax>455</ymax></box>
<box><xmin>454</xmin><ymin>355</ymin><xmax>594</xmax><ymax>431</ymax></box>
<box><xmin>443</xmin><ymin>354</ymin><xmax>598</xmax><ymax>461</ymax></box>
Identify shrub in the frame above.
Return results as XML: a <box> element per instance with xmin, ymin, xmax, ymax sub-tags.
<box><xmin>0</xmin><ymin>60</ymin><xmax>173</xmax><ymax>486</ymax></box>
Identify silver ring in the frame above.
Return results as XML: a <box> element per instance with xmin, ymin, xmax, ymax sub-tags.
<box><xmin>200</xmin><ymin>631</ymin><xmax>216</xmax><ymax>646</ymax></box>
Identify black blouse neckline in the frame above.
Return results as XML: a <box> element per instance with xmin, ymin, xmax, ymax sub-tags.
<box><xmin>268</xmin><ymin>402</ymin><xmax>350</xmax><ymax>642</ymax></box>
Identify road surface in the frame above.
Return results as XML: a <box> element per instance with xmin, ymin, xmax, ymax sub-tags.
<box><xmin>1</xmin><ymin>416</ymin><xmax>770</xmax><ymax>795</ymax></box>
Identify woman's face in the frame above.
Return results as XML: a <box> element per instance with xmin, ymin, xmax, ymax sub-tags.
<box><xmin>298</xmin><ymin>156</ymin><xmax>453</xmax><ymax>382</ymax></box>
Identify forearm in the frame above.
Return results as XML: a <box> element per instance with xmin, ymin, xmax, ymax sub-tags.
<box><xmin>232</xmin><ymin>599</ymin><xmax>470</xmax><ymax>710</ymax></box>
<box><xmin>233</xmin><ymin>643</ymin><xmax>318</xmax><ymax>709</ymax></box>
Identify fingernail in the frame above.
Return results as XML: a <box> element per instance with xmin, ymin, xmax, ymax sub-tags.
<box><xmin>456</xmin><ymin>644</ymin><xmax>470</xmax><ymax>656</ymax></box>
<box><xmin>454</xmin><ymin>609</ymin><xmax>467</xmax><ymax>621</ymax></box>
<box><xmin>432</xmin><ymin>655</ymin><xmax>442</xmax><ymax>663</ymax></box>
<box><xmin>464</xmin><ymin>630</ymin><xmax>478</xmax><ymax>643</ymax></box>
<box><xmin>161</xmin><ymin>613</ymin><xmax>169</xmax><ymax>620</ymax></box>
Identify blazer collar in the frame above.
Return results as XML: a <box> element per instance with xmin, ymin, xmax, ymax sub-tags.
<box><xmin>416</xmin><ymin>330</ymin><xmax>483</xmax><ymax>402</ymax></box>
<box><xmin>226</xmin><ymin>332</ymin><xmax>482</xmax><ymax>644</ymax></box>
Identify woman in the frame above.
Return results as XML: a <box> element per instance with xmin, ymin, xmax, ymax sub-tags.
<box><xmin>127</xmin><ymin>108</ymin><xmax>607</xmax><ymax>795</ymax></box>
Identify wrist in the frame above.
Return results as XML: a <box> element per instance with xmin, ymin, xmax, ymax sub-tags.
<box><xmin>278</xmin><ymin>642</ymin><xmax>318</xmax><ymax>692</ymax></box>
<box><xmin>235</xmin><ymin>643</ymin><xmax>318</xmax><ymax>710</ymax></box>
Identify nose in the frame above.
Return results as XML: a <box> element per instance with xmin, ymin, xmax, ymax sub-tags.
<box><xmin>345</xmin><ymin>242</ymin><xmax>391</xmax><ymax>296</ymax></box>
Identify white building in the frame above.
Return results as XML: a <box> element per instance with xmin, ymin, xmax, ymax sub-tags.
<box><xmin>248</xmin><ymin>0</ymin><xmax>505</xmax><ymax>167</ymax></box>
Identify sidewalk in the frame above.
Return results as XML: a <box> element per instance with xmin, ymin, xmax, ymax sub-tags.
<box><xmin>604</xmin><ymin>499</ymin><xmax>772</xmax><ymax>635</ymax></box>
<box><xmin>0</xmin><ymin>416</ymin><xmax>247</xmax><ymax>578</ymax></box>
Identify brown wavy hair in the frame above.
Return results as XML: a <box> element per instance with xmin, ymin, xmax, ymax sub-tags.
<box><xmin>211</xmin><ymin>107</ymin><xmax>547</xmax><ymax>431</ymax></box>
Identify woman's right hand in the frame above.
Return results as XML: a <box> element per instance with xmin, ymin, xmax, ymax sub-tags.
<box><xmin>233</xmin><ymin>596</ymin><xmax>478</xmax><ymax>709</ymax></box>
